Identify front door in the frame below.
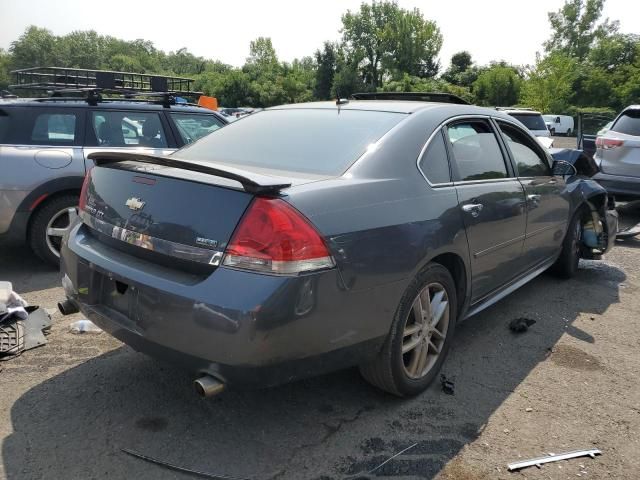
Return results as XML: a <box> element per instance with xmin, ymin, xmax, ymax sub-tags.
<box><xmin>445</xmin><ymin>118</ymin><xmax>527</xmax><ymax>303</ymax></box>
<box><xmin>495</xmin><ymin>120</ymin><xmax>569</xmax><ymax>269</ymax></box>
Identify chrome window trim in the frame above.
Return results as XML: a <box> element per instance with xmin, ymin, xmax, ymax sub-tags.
<box><xmin>79</xmin><ymin>210</ymin><xmax>224</xmax><ymax>266</ymax></box>
<box><xmin>419</xmin><ymin>114</ymin><xmax>515</xmax><ymax>185</ymax></box>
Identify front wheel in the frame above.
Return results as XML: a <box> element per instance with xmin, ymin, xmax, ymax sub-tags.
<box><xmin>550</xmin><ymin>128</ymin><xmax>556</xmax><ymax>136</ymax></box>
<box><xmin>360</xmin><ymin>263</ymin><xmax>457</xmax><ymax>396</ymax></box>
<box><xmin>550</xmin><ymin>209</ymin><xmax>585</xmax><ymax>279</ymax></box>
<box><xmin>29</xmin><ymin>194</ymin><xmax>79</xmax><ymax>265</ymax></box>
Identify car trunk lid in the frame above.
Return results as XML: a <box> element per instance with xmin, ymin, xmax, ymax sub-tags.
<box><xmin>80</xmin><ymin>152</ymin><xmax>302</xmax><ymax>269</ymax></box>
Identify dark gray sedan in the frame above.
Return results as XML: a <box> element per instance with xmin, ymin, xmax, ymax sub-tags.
<box><xmin>59</xmin><ymin>98</ymin><xmax>617</xmax><ymax>397</ymax></box>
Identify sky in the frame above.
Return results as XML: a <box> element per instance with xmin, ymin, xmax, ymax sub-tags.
<box><xmin>0</xmin><ymin>0</ymin><xmax>638</xmax><ymax>69</ymax></box>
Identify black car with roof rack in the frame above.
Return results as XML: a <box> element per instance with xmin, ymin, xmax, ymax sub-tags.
<box><xmin>0</xmin><ymin>67</ymin><xmax>228</xmax><ymax>264</ymax></box>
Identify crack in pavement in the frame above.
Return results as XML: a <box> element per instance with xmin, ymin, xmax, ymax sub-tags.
<box><xmin>268</xmin><ymin>407</ymin><xmax>368</xmax><ymax>480</ymax></box>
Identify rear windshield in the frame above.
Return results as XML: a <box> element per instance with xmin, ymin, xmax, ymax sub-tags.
<box><xmin>176</xmin><ymin>109</ymin><xmax>406</xmax><ymax>175</ymax></box>
<box><xmin>509</xmin><ymin>114</ymin><xmax>547</xmax><ymax>131</ymax></box>
<box><xmin>612</xmin><ymin>109</ymin><xmax>640</xmax><ymax>136</ymax></box>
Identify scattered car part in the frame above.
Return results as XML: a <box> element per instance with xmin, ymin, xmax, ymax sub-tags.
<box><xmin>509</xmin><ymin>317</ymin><xmax>536</xmax><ymax>333</ymax></box>
<box><xmin>507</xmin><ymin>448</ymin><xmax>602</xmax><ymax>471</ymax></box>
<box><xmin>121</xmin><ymin>448</ymin><xmax>250</xmax><ymax>480</ymax></box>
<box><xmin>0</xmin><ymin>306</ymin><xmax>51</xmax><ymax>358</ymax></box>
<box><xmin>440</xmin><ymin>374</ymin><xmax>455</xmax><ymax>395</ymax></box>
<box><xmin>194</xmin><ymin>375</ymin><xmax>226</xmax><ymax>398</ymax></box>
<box><xmin>616</xmin><ymin>223</ymin><xmax>640</xmax><ymax>239</ymax></box>
<box><xmin>58</xmin><ymin>298</ymin><xmax>79</xmax><ymax>316</ymax></box>
<box><xmin>0</xmin><ymin>282</ymin><xmax>11</xmax><ymax>303</ymax></box>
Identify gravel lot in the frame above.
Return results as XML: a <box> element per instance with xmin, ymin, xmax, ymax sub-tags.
<box><xmin>1</xmin><ymin>204</ymin><xmax>639</xmax><ymax>480</ymax></box>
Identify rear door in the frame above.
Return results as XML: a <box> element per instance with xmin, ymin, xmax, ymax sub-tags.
<box><xmin>495</xmin><ymin>119</ymin><xmax>569</xmax><ymax>269</ymax></box>
<box><xmin>446</xmin><ymin>118</ymin><xmax>527</xmax><ymax>302</ymax></box>
<box><xmin>0</xmin><ymin>106</ymin><xmax>86</xmax><ymax>233</ymax></box>
<box><xmin>83</xmin><ymin>109</ymin><xmax>176</xmax><ymax>168</ymax></box>
<box><xmin>599</xmin><ymin>108</ymin><xmax>640</xmax><ymax>177</ymax></box>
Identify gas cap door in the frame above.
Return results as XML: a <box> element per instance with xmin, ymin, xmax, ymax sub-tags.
<box><xmin>34</xmin><ymin>149</ymin><xmax>73</xmax><ymax>169</ymax></box>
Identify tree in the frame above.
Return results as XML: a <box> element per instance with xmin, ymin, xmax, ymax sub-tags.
<box><xmin>0</xmin><ymin>49</ymin><xmax>11</xmax><ymax>90</ymax></box>
<box><xmin>521</xmin><ymin>52</ymin><xmax>579</xmax><ymax>112</ymax></box>
<box><xmin>441</xmin><ymin>51</ymin><xmax>479</xmax><ymax>87</ymax></box>
<box><xmin>314</xmin><ymin>42</ymin><xmax>338</xmax><ymax>100</ymax></box>
<box><xmin>9</xmin><ymin>26</ymin><xmax>60</xmax><ymax>69</ymax></box>
<box><xmin>473</xmin><ymin>63</ymin><xmax>522</xmax><ymax>106</ymax></box>
<box><xmin>385</xmin><ymin>7</ymin><xmax>442</xmax><ymax>78</ymax></box>
<box><xmin>544</xmin><ymin>0</ymin><xmax>619</xmax><ymax>60</ymax></box>
<box><xmin>245</xmin><ymin>37</ymin><xmax>280</xmax><ymax>78</ymax></box>
<box><xmin>341</xmin><ymin>1</ymin><xmax>442</xmax><ymax>88</ymax></box>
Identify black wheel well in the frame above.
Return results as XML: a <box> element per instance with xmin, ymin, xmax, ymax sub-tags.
<box><xmin>429</xmin><ymin>253</ymin><xmax>467</xmax><ymax>314</ymax></box>
<box><xmin>26</xmin><ymin>189</ymin><xmax>80</xmax><ymax>241</ymax></box>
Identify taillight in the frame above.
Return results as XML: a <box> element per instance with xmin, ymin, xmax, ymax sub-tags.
<box><xmin>595</xmin><ymin>137</ymin><xmax>624</xmax><ymax>149</ymax></box>
<box><xmin>78</xmin><ymin>168</ymin><xmax>92</xmax><ymax>212</ymax></box>
<box><xmin>223</xmin><ymin>197</ymin><xmax>335</xmax><ymax>275</ymax></box>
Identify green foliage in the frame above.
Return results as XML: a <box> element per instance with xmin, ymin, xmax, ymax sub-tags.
<box><xmin>544</xmin><ymin>0</ymin><xmax>619</xmax><ymax>60</ymax></box>
<box><xmin>473</xmin><ymin>63</ymin><xmax>522</xmax><ymax>106</ymax></box>
<box><xmin>3</xmin><ymin>0</ymin><xmax>638</xmax><ymax>113</ymax></box>
<box><xmin>341</xmin><ymin>1</ymin><xmax>442</xmax><ymax>88</ymax></box>
<box><xmin>521</xmin><ymin>52</ymin><xmax>579</xmax><ymax>112</ymax></box>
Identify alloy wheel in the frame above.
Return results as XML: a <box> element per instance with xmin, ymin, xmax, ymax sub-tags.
<box><xmin>401</xmin><ymin>282</ymin><xmax>450</xmax><ymax>379</ymax></box>
<box><xmin>45</xmin><ymin>207</ymin><xmax>78</xmax><ymax>259</ymax></box>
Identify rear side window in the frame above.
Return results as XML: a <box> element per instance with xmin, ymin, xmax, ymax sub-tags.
<box><xmin>170</xmin><ymin>113</ymin><xmax>224</xmax><ymax>145</ymax></box>
<box><xmin>418</xmin><ymin>130</ymin><xmax>450</xmax><ymax>184</ymax></box>
<box><xmin>92</xmin><ymin>111</ymin><xmax>168</xmax><ymax>148</ymax></box>
<box><xmin>612</xmin><ymin>110</ymin><xmax>640</xmax><ymax>136</ymax></box>
<box><xmin>177</xmin><ymin>109</ymin><xmax>406</xmax><ymax>175</ymax></box>
<box><xmin>31</xmin><ymin>113</ymin><xmax>76</xmax><ymax>145</ymax></box>
<box><xmin>446</xmin><ymin>120</ymin><xmax>508</xmax><ymax>181</ymax></box>
<box><xmin>497</xmin><ymin>121</ymin><xmax>550</xmax><ymax>177</ymax></box>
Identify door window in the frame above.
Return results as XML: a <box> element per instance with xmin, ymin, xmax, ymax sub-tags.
<box><xmin>418</xmin><ymin>130</ymin><xmax>451</xmax><ymax>184</ymax></box>
<box><xmin>497</xmin><ymin>121</ymin><xmax>551</xmax><ymax>177</ymax></box>
<box><xmin>30</xmin><ymin>113</ymin><xmax>77</xmax><ymax>145</ymax></box>
<box><xmin>170</xmin><ymin>113</ymin><xmax>224</xmax><ymax>145</ymax></box>
<box><xmin>92</xmin><ymin>111</ymin><xmax>168</xmax><ymax>148</ymax></box>
<box><xmin>445</xmin><ymin>120</ymin><xmax>508</xmax><ymax>181</ymax></box>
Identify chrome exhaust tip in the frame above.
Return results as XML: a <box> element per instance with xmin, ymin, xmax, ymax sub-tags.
<box><xmin>194</xmin><ymin>375</ymin><xmax>225</xmax><ymax>398</ymax></box>
<box><xmin>58</xmin><ymin>298</ymin><xmax>79</xmax><ymax>316</ymax></box>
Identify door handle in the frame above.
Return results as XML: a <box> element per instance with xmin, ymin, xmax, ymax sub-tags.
<box><xmin>462</xmin><ymin>203</ymin><xmax>484</xmax><ymax>217</ymax></box>
<box><xmin>527</xmin><ymin>194</ymin><xmax>541</xmax><ymax>202</ymax></box>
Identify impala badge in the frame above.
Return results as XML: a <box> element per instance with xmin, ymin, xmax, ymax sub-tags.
<box><xmin>125</xmin><ymin>197</ymin><xmax>145</xmax><ymax>211</ymax></box>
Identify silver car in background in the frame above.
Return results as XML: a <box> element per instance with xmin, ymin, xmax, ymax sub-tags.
<box><xmin>594</xmin><ymin>105</ymin><xmax>640</xmax><ymax>199</ymax></box>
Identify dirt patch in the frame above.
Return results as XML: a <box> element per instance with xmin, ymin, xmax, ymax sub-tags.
<box><xmin>549</xmin><ymin>344</ymin><xmax>603</xmax><ymax>371</ymax></box>
<box><xmin>436</xmin><ymin>459</ymin><xmax>490</xmax><ymax>480</ymax></box>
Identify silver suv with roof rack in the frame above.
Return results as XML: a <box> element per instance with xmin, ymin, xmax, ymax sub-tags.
<box><xmin>0</xmin><ymin>67</ymin><xmax>227</xmax><ymax>264</ymax></box>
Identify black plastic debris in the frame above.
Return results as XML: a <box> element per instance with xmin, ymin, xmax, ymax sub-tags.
<box><xmin>440</xmin><ymin>374</ymin><xmax>455</xmax><ymax>395</ymax></box>
<box><xmin>509</xmin><ymin>317</ymin><xmax>536</xmax><ymax>333</ymax></box>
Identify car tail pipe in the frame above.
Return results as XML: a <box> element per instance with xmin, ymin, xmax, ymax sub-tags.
<box><xmin>194</xmin><ymin>375</ymin><xmax>226</xmax><ymax>398</ymax></box>
<box><xmin>58</xmin><ymin>298</ymin><xmax>80</xmax><ymax>316</ymax></box>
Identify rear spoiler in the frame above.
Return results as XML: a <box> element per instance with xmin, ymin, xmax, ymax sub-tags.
<box><xmin>87</xmin><ymin>151</ymin><xmax>292</xmax><ymax>194</ymax></box>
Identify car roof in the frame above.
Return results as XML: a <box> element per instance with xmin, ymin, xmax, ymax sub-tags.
<box><xmin>268</xmin><ymin>100</ymin><xmax>502</xmax><ymax>116</ymax></box>
<box><xmin>0</xmin><ymin>98</ymin><xmax>216</xmax><ymax>114</ymax></box>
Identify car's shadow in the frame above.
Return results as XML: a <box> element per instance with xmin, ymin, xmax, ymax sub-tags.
<box><xmin>0</xmin><ymin>246</ymin><xmax>60</xmax><ymax>294</ymax></box>
<box><xmin>2</xmin><ymin>260</ymin><xmax>625</xmax><ymax>479</ymax></box>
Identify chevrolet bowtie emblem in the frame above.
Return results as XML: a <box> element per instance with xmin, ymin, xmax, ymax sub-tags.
<box><xmin>125</xmin><ymin>197</ymin><xmax>145</xmax><ymax>211</ymax></box>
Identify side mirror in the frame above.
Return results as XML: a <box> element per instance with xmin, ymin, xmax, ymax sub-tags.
<box><xmin>552</xmin><ymin>159</ymin><xmax>578</xmax><ymax>177</ymax></box>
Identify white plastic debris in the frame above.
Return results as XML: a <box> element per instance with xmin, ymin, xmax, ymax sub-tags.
<box><xmin>69</xmin><ymin>319</ymin><xmax>103</xmax><ymax>334</ymax></box>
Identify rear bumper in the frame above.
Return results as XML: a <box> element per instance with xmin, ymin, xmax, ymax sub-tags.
<box><xmin>61</xmin><ymin>223</ymin><xmax>400</xmax><ymax>388</ymax></box>
<box><xmin>593</xmin><ymin>172</ymin><xmax>640</xmax><ymax>199</ymax></box>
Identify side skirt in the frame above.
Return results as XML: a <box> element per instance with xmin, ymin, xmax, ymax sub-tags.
<box><xmin>462</xmin><ymin>256</ymin><xmax>557</xmax><ymax>320</ymax></box>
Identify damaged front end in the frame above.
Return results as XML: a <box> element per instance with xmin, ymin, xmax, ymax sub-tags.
<box><xmin>551</xmin><ymin>148</ymin><xmax>618</xmax><ymax>258</ymax></box>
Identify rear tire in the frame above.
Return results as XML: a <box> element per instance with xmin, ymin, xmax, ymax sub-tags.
<box><xmin>550</xmin><ymin>128</ymin><xmax>556</xmax><ymax>136</ymax></box>
<box><xmin>550</xmin><ymin>208</ymin><xmax>585</xmax><ymax>279</ymax></box>
<box><xmin>29</xmin><ymin>194</ymin><xmax>79</xmax><ymax>266</ymax></box>
<box><xmin>566</xmin><ymin>128</ymin><xmax>572</xmax><ymax>136</ymax></box>
<box><xmin>359</xmin><ymin>263</ymin><xmax>457</xmax><ymax>396</ymax></box>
